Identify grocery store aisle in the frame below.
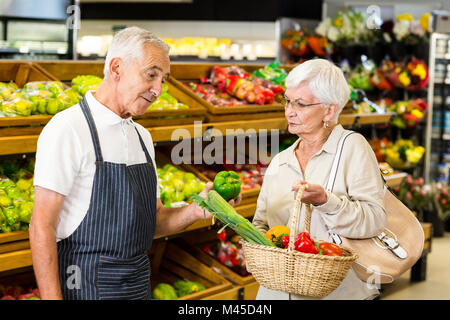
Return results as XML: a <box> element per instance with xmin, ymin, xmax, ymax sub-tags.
<box><xmin>380</xmin><ymin>232</ymin><xmax>450</xmax><ymax>300</ymax></box>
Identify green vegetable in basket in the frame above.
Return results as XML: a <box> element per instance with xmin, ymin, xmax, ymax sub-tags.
<box><xmin>192</xmin><ymin>190</ymin><xmax>275</xmax><ymax>247</ymax></box>
<box><xmin>152</xmin><ymin>283</ymin><xmax>178</xmax><ymax>300</ymax></box>
<box><xmin>173</xmin><ymin>280</ymin><xmax>205</xmax><ymax>297</ymax></box>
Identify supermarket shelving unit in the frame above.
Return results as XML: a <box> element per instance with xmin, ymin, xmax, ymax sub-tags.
<box><xmin>425</xmin><ymin>32</ymin><xmax>450</xmax><ymax>184</ymax></box>
<box><xmin>0</xmin><ymin>61</ymin><xmax>427</xmax><ymax>299</ymax></box>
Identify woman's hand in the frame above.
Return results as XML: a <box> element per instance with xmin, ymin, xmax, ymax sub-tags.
<box><xmin>292</xmin><ymin>180</ymin><xmax>327</xmax><ymax>206</ymax></box>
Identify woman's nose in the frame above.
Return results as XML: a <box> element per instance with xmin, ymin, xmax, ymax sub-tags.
<box><xmin>285</xmin><ymin>105</ymin><xmax>296</xmax><ymax>117</ymax></box>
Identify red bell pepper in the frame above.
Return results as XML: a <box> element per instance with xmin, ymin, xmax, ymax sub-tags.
<box><xmin>318</xmin><ymin>242</ymin><xmax>343</xmax><ymax>256</ymax></box>
<box><xmin>280</xmin><ymin>235</ymin><xmax>290</xmax><ymax>249</ymax></box>
<box><xmin>225</xmin><ymin>75</ymin><xmax>243</xmax><ymax>95</ymax></box>
<box><xmin>217</xmin><ymin>230</ymin><xmax>227</xmax><ymax>243</ymax></box>
<box><xmin>294</xmin><ymin>232</ymin><xmax>318</xmax><ymax>254</ymax></box>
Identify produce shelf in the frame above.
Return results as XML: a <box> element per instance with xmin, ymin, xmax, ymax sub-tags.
<box><xmin>0</xmin><ymin>135</ymin><xmax>39</xmax><ymax>156</ymax></box>
<box><xmin>384</xmin><ymin>172</ymin><xmax>408</xmax><ymax>188</ymax></box>
<box><xmin>0</xmin><ymin>231</ymin><xmax>30</xmax><ymax>255</ymax></box>
<box><xmin>0</xmin><ymin>249</ymin><xmax>32</xmax><ymax>273</ymax></box>
<box><xmin>168</xmin><ymin>63</ymin><xmax>286</xmax><ymax>121</ymax></box>
<box><xmin>338</xmin><ymin>113</ymin><xmax>395</xmax><ymax>126</ymax></box>
<box><xmin>34</xmin><ymin>61</ymin><xmax>208</xmax><ymax>127</ymax></box>
<box><xmin>0</xmin><ymin>113</ymin><xmax>400</xmax><ymax>156</ymax></box>
<box><xmin>150</xmin><ymin>242</ymin><xmax>232</xmax><ymax>300</ymax></box>
<box><xmin>177</xmin><ymin>238</ymin><xmax>255</xmax><ymax>286</ymax></box>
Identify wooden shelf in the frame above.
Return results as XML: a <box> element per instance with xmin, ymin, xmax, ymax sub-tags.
<box><xmin>0</xmin><ymin>249</ymin><xmax>32</xmax><ymax>273</ymax></box>
<box><xmin>338</xmin><ymin>113</ymin><xmax>394</xmax><ymax>126</ymax></box>
<box><xmin>0</xmin><ymin>135</ymin><xmax>39</xmax><ymax>155</ymax></box>
<box><xmin>384</xmin><ymin>172</ymin><xmax>408</xmax><ymax>188</ymax></box>
<box><xmin>0</xmin><ymin>113</ymin><xmax>398</xmax><ymax>156</ymax></box>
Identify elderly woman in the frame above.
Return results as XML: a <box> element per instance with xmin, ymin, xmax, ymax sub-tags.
<box><xmin>252</xmin><ymin>59</ymin><xmax>386</xmax><ymax>300</ymax></box>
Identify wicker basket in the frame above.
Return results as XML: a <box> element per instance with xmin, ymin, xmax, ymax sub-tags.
<box><xmin>240</xmin><ymin>186</ymin><xmax>358</xmax><ymax>297</ymax></box>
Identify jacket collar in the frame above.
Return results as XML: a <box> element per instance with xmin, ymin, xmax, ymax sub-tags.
<box><xmin>278</xmin><ymin>124</ymin><xmax>346</xmax><ymax>167</ymax></box>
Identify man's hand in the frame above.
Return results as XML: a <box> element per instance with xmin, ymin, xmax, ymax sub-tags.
<box><xmin>193</xmin><ymin>182</ymin><xmax>242</xmax><ymax>219</ymax></box>
<box><xmin>292</xmin><ymin>180</ymin><xmax>327</xmax><ymax>206</ymax></box>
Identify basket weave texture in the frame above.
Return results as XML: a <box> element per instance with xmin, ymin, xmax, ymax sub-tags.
<box><xmin>241</xmin><ymin>185</ymin><xmax>358</xmax><ymax>297</ymax></box>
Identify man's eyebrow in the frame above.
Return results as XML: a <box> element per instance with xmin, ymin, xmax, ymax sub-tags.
<box><xmin>144</xmin><ymin>65</ymin><xmax>163</xmax><ymax>72</ymax></box>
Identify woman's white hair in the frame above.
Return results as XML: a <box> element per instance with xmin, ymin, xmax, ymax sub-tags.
<box><xmin>285</xmin><ymin>58</ymin><xmax>349</xmax><ymax>122</ymax></box>
<box><xmin>103</xmin><ymin>26</ymin><xmax>170</xmax><ymax>78</ymax></box>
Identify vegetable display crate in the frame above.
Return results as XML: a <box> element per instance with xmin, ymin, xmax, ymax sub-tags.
<box><xmin>168</xmin><ymin>63</ymin><xmax>286</xmax><ymax>122</ymax></box>
<box><xmin>32</xmin><ymin>61</ymin><xmax>207</xmax><ymax>127</ymax></box>
<box><xmin>0</xmin><ymin>231</ymin><xmax>29</xmax><ymax>255</ymax></box>
<box><xmin>0</xmin><ymin>266</ymin><xmax>39</xmax><ymax>298</ymax></box>
<box><xmin>0</xmin><ymin>61</ymin><xmax>59</xmax><ymax>137</ymax></box>
<box><xmin>177</xmin><ymin>228</ymin><xmax>261</xmax><ymax>299</ymax></box>
<box><xmin>0</xmin><ymin>230</ymin><xmax>32</xmax><ymax>273</ymax></box>
<box><xmin>176</xmin><ymin>236</ymin><xmax>255</xmax><ymax>286</ymax></box>
<box><xmin>154</xmin><ymin>150</ymin><xmax>210</xmax><ymax>207</ymax></box>
<box><xmin>149</xmin><ymin>241</ymin><xmax>232</xmax><ymax>300</ymax></box>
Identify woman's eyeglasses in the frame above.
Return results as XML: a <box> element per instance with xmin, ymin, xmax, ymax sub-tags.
<box><xmin>281</xmin><ymin>97</ymin><xmax>322</xmax><ymax>112</ymax></box>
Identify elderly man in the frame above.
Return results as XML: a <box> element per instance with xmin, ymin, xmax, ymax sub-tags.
<box><xmin>30</xmin><ymin>27</ymin><xmax>231</xmax><ymax>300</ymax></box>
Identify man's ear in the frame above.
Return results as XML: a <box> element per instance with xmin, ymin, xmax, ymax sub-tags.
<box><xmin>108</xmin><ymin>57</ymin><xmax>121</xmax><ymax>81</ymax></box>
<box><xmin>324</xmin><ymin>104</ymin><xmax>338</xmax><ymax>122</ymax></box>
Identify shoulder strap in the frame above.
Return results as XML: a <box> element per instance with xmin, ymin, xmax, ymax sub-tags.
<box><xmin>80</xmin><ymin>97</ymin><xmax>104</xmax><ymax>162</ymax></box>
<box><xmin>326</xmin><ymin>130</ymin><xmax>355</xmax><ymax>192</ymax></box>
<box><xmin>134</xmin><ymin>127</ymin><xmax>153</xmax><ymax>163</ymax></box>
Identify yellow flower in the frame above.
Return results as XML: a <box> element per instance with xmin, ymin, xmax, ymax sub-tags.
<box><xmin>397</xmin><ymin>13</ymin><xmax>414</xmax><ymax>22</ymax></box>
<box><xmin>396</xmin><ymin>102</ymin><xmax>407</xmax><ymax>114</ymax></box>
<box><xmin>411</xmin><ymin>109</ymin><xmax>423</xmax><ymax>119</ymax></box>
<box><xmin>412</xmin><ymin>64</ymin><xmax>427</xmax><ymax>80</ymax></box>
<box><xmin>419</xmin><ymin>13</ymin><xmax>431</xmax><ymax>32</ymax></box>
<box><xmin>399</xmin><ymin>72</ymin><xmax>411</xmax><ymax>87</ymax></box>
<box><xmin>334</xmin><ymin>17</ymin><xmax>344</xmax><ymax>27</ymax></box>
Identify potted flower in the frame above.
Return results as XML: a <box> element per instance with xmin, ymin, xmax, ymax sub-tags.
<box><xmin>316</xmin><ymin>9</ymin><xmax>373</xmax><ymax>65</ymax></box>
<box><xmin>388</xmin><ymin>13</ymin><xmax>431</xmax><ymax>61</ymax></box>
<box><xmin>390</xmin><ymin>99</ymin><xmax>428</xmax><ymax>129</ymax></box>
<box><xmin>383</xmin><ymin>139</ymin><xmax>425</xmax><ymax>170</ymax></box>
<box><xmin>393</xmin><ymin>175</ymin><xmax>433</xmax><ymax>219</ymax></box>
<box><xmin>384</xmin><ymin>57</ymin><xmax>428</xmax><ymax>91</ymax></box>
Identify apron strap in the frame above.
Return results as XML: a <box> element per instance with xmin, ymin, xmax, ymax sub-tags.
<box><xmin>80</xmin><ymin>97</ymin><xmax>104</xmax><ymax>162</ymax></box>
<box><xmin>134</xmin><ymin>127</ymin><xmax>153</xmax><ymax>164</ymax></box>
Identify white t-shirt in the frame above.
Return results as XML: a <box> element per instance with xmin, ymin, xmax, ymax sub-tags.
<box><xmin>34</xmin><ymin>91</ymin><xmax>160</xmax><ymax>242</ymax></box>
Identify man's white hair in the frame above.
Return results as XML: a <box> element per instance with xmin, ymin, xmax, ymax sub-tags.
<box><xmin>103</xmin><ymin>26</ymin><xmax>170</xmax><ymax>78</ymax></box>
<box><xmin>285</xmin><ymin>58</ymin><xmax>349</xmax><ymax>123</ymax></box>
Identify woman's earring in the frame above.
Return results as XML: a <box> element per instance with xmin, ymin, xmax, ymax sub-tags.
<box><xmin>323</xmin><ymin>121</ymin><xmax>329</xmax><ymax>128</ymax></box>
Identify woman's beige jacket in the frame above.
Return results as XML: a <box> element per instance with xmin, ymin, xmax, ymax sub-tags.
<box><xmin>252</xmin><ymin>124</ymin><xmax>386</xmax><ymax>300</ymax></box>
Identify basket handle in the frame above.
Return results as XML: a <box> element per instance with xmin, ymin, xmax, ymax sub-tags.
<box><xmin>288</xmin><ymin>185</ymin><xmax>312</xmax><ymax>252</ymax></box>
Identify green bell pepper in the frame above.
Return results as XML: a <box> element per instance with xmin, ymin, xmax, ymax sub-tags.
<box><xmin>213</xmin><ymin>171</ymin><xmax>242</xmax><ymax>201</ymax></box>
